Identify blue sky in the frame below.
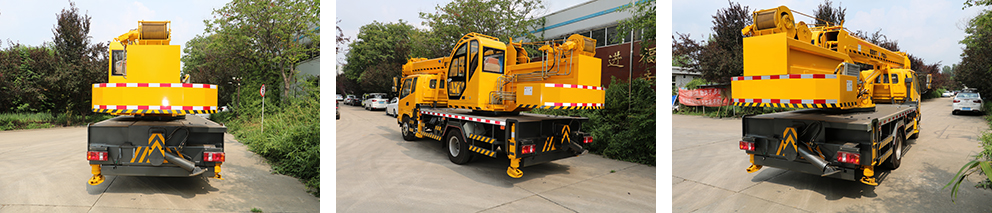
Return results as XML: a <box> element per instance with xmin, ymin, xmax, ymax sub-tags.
<box><xmin>673</xmin><ymin>0</ymin><xmax>988</xmax><ymax>68</ymax></box>
<box><xmin>0</xmin><ymin>0</ymin><xmax>229</xmax><ymax>53</ymax></box>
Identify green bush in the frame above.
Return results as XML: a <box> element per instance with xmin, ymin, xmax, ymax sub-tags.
<box><xmin>221</xmin><ymin>84</ymin><xmax>320</xmax><ymax>197</ymax></box>
<box><xmin>533</xmin><ymin>77</ymin><xmax>655</xmax><ymax>165</ymax></box>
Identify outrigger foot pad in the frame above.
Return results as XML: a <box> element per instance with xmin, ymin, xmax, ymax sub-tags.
<box><xmin>88</xmin><ymin>174</ymin><xmax>105</xmax><ymax>185</ymax></box>
<box><xmin>746</xmin><ymin>164</ymin><xmax>762</xmax><ymax>173</ymax></box>
<box><xmin>860</xmin><ymin>177</ymin><xmax>878</xmax><ymax>186</ymax></box>
<box><xmin>507</xmin><ymin>167</ymin><xmax>523</xmax><ymax>178</ymax></box>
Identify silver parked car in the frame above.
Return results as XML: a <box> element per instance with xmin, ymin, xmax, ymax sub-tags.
<box><xmin>385</xmin><ymin>97</ymin><xmax>399</xmax><ymax>117</ymax></box>
<box><xmin>953</xmin><ymin>91</ymin><xmax>983</xmax><ymax>115</ymax></box>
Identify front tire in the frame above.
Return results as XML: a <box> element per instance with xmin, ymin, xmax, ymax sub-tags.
<box><xmin>401</xmin><ymin>116</ymin><xmax>416</xmax><ymax>141</ymax></box>
<box><xmin>446</xmin><ymin>130</ymin><xmax>472</xmax><ymax>164</ymax></box>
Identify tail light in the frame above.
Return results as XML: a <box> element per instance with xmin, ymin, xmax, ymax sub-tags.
<box><xmin>583</xmin><ymin>136</ymin><xmax>594</xmax><ymax>144</ymax></box>
<box><xmin>836</xmin><ymin>151</ymin><xmax>860</xmax><ymax>164</ymax></box>
<box><xmin>87</xmin><ymin>151</ymin><xmax>108</xmax><ymax>161</ymax></box>
<box><xmin>954</xmin><ymin>100</ymin><xmax>960</xmax><ymax>103</ymax></box>
<box><xmin>975</xmin><ymin>100</ymin><xmax>982</xmax><ymax>103</ymax></box>
<box><xmin>521</xmin><ymin>145</ymin><xmax>536</xmax><ymax>154</ymax></box>
<box><xmin>203</xmin><ymin>152</ymin><xmax>225</xmax><ymax>162</ymax></box>
<box><xmin>739</xmin><ymin>141</ymin><xmax>755</xmax><ymax>151</ymax></box>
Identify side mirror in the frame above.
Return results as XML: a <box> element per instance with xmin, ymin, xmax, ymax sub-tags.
<box><xmin>392</xmin><ymin>77</ymin><xmax>398</xmax><ymax>93</ymax></box>
<box><xmin>926</xmin><ymin>74</ymin><xmax>932</xmax><ymax>90</ymax></box>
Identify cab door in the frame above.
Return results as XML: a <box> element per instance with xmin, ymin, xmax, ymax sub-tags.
<box><xmin>397</xmin><ymin>77</ymin><xmax>417</xmax><ymax>120</ymax></box>
<box><xmin>447</xmin><ymin>40</ymin><xmax>479</xmax><ymax>101</ymax></box>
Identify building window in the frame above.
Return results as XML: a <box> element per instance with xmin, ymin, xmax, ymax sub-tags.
<box><xmin>606</xmin><ymin>26</ymin><xmax>619</xmax><ymax>46</ymax></box>
<box><xmin>592</xmin><ymin>28</ymin><xmax>605</xmax><ymax>47</ymax></box>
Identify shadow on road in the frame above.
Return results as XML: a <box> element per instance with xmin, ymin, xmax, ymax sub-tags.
<box><xmin>93</xmin><ymin>175</ymin><xmax>219</xmax><ymax>198</ymax></box>
<box><xmin>395</xmin><ymin>134</ymin><xmax>572</xmax><ymax>189</ymax></box>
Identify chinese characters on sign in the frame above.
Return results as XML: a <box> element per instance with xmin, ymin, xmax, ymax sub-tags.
<box><xmin>608</xmin><ymin>51</ymin><xmax>624</xmax><ymax>68</ymax></box>
<box><xmin>639</xmin><ymin>47</ymin><xmax>656</xmax><ymax>64</ymax></box>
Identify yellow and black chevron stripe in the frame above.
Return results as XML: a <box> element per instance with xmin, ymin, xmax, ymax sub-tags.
<box><xmin>94</xmin><ymin>109</ymin><xmax>217</xmax><ymax>115</ymax></box>
<box><xmin>468</xmin><ymin>145</ymin><xmax>496</xmax><ymax>157</ymax></box>
<box><xmin>468</xmin><ymin>134</ymin><xmax>496</xmax><ymax>144</ymax></box>
<box><xmin>448</xmin><ymin>105</ymin><xmax>482</xmax><ymax>110</ymax></box>
<box><xmin>517</xmin><ymin>104</ymin><xmax>604</xmax><ymax>110</ymax></box>
<box><xmin>421</xmin><ymin>130</ymin><xmax>443</xmax><ymax>141</ymax></box>
<box><xmin>733</xmin><ymin>102</ymin><xmax>858</xmax><ymax>108</ymax></box>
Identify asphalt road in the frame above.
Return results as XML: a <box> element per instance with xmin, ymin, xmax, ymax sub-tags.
<box><xmin>673</xmin><ymin>97</ymin><xmax>992</xmax><ymax>212</ymax></box>
<box><xmin>336</xmin><ymin>104</ymin><xmax>656</xmax><ymax>212</ymax></box>
<box><xmin>0</xmin><ymin>115</ymin><xmax>319</xmax><ymax>213</ymax></box>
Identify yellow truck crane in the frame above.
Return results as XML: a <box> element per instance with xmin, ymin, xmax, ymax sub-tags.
<box><xmin>394</xmin><ymin>33</ymin><xmax>604</xmax><ymax>178</ymax></box>
<box><xmin>734</xmin><ymin>6</ymin><xmax>930</xmax><ymax>185</ymax></box>
<box><xmin>86</xmin><ymin>21</ymin><xmax>225</xmax><ymax>185</ymax></box>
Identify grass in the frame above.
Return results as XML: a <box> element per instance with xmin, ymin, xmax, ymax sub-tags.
<box><xmin>673</xmin><ymin>105</ymin><xmax>798</xmax><ymax>118</ymax></box>
<box><xmin>0</xmin><ymin>112</ymin><xmax>114</xmax><ymax>131</ymax></box>
<box><xmin>212</xmin><ymin>85</ymin><xmax>320</xmax><ymax>197</ymax></box>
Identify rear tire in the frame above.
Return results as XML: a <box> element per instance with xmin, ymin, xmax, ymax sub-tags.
<box><xmin>882</xmin><ymin>130</ymin><xmax>904</xmax><ymax>170</ymax></box>
<box><xmin>446</xmin><ymin>130</ymin><xmax>472</xmax><ymax>164</ymax></box>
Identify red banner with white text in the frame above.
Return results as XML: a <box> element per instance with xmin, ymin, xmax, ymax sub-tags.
<box><xmin>677</xmin><ymin>88</ymin><xmax>731</xmax><ymax>107</ymax></box>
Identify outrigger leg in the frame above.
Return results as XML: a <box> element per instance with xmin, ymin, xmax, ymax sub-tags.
<box><xmin>507</xmin><ymin>158</ymin><xmax>523</xmax><ymax>178</ymax></box>
<box><xmin>860</xmin><ymin>166</ymin><xmax>878</xmax><ymax>186</ymax></box>
<box><xmin>746</xmin><ymin>154</ymin><xmax>762</xmax><ymax>173</ymax></box>
<box><xmin>88</xmin><ymin>164</ymin><xmax>105</xmax><ymax>185</ymax></box>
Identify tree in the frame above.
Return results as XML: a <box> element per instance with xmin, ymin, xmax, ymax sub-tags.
<box><xmin>182</xmin><ymin>34</ymin><xmax>250</xmax><ymax>107</ymax></box>
<box><xmin>206</xmin><ymin>0</ymin><xmax>319</xmax><ymax>101</ymax></box>
<box><xmin>419</xmin><ymin>0</ymin><xmax>545</xmax><ymax>57</ymax></box>
<box><xmin>50</xmin><ymin>1</ymin><xmax>107</xmax><ymax>116</ymax></box>
<box><xmin>342</xmin><ymin>21</ymin><xmax>416</xmax><ymax>94</ymax></box>
<box><xmin>814</xmin><ymin>0</ymin><xmax>846</xmax><ymax>26</ymax></box>
<box><xmin>673</xmin><ymin>1</ymin><xmax>751</xmax><ymax>84</ymax></box>
<box><xmin>946</xmin><ymin>2</ymin><xmax>992</xmax><ymax>202</ymax></box>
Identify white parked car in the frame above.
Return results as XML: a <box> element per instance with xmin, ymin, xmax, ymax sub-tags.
<box><xmin>952</xmin><ymin>91</ymin><xmax>983</xmax><ymax>115</ymax></box>
<box><xmin>385</xmin><ymin>97</ymin><xmax>399</xmax><ymax>117</ymax></box>
<box><xmin>363</xmin><ymin>93</ymin><xmax>389</xmax><ymax>111</ymax></box>
<box><xmin>942</xmin><ymin>91</ymin><xmax>954</xmax><ymax>97</ymax></box>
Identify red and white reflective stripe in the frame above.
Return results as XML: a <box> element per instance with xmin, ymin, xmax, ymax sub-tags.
<box><xmin>544</xmin><ymin>102</ymin><xmax>604</xmax><ymax>107</ymax></box>
<box><xmin>731</xmin><ymin>74</ymin><xmax>837</xmax><ymax>81</ymax></box>
<box><xmin>420</xmin><ymin>110</ymin><xmax>505</xmax><ymax>126</ymax></box>
<box><xmin>93</xmin><ymin>83</ymin><xmax>217</xmax><ymax>89</ymax></box>
<box><xmin>734</xmin><ymin>99</ymin><xmax>838</xmax><ymax>104</ymax></box>
<box><xmin>93</xmin><ymin>105</ymin><xmax>218</xmax><ymax>110</ymax></box>
<box><xmin>881</xmin><ymin>108</ymin><xmax>916</xmax><ymax>124</ymax></box>
<box><xmin>544</xmin><ymin>83</ymin><xmax>604</xmax><ymax>90</ymax></box>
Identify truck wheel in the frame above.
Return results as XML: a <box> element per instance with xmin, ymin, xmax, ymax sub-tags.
<box><xmin>446</xmin><ymin>130</ymin><xmax>472</xmax><ymax>164</ymax></box>
<box><xmin>401</xmin><ymin>116</ymin><xmax>416</xmax><ymax>141</ymax></box>
<box><xmin>883</xmin><ymin>130</ymin><xmax>904</xmax><ymax>170</ymax></box>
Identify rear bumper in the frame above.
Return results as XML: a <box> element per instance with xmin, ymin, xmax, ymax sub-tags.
<box><xmin>753</xmin><ymin>155</ymin><xmax>858</xmax><ymax>181</ymax></box>
<box><xmin>99</xmin><ymin>164</ymin><xmax>216</xmax><ymax>177</ymax></box>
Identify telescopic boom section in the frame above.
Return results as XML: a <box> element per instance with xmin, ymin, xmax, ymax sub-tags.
<box><xmin>733</xmin><ymin>6</ymin><xmax>919</xmax><ymax>110</ymax></box>
<box><xmin>91</xmin><ymin>21</ymin><xmax>218</xmax><ymax>116</ymax></box>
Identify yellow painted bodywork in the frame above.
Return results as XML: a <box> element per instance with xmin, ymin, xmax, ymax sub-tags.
<box><xmin>398</xmin><ymin>33</ymin><xmax>604</xmax><ymax>114</ymax></box>
<box><xmin>92</xmin><ymin>21</ymin><xmax>217</xmax><ymax>116</ymax></box>
<box><xmin>735</xmin><ymin>6</ymin><xmax>920</xmax><ymax>110</ymax></box>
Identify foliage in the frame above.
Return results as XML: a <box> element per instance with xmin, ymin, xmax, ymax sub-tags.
<box><xmin>418</xmin><ymin>0</ymin><xmax>545</xmax><ymax>55</ymax></box>
<box><xmin>814</xmin><ymin>0</ymin><xmax>846</xmax><ymax>26</ymax></box>
<box><xmin>532</xmin><ymin>77</ymin><xmax>655</xmax><ymax>165</ymax></box>
<box><xmin>342</xmin><ymin>21</ymin><xmax>416</xmax><ymax>94</ymax></box>
<box><xmin>219</xmin><ymin>82</ymin><xmax>320</xmax><ymax>196</ymax></box>
<box><xmin>0</xmin><ymin>1</ymin><xmax>107</xmax><ymax>125</ymax></box>
<box><xmin>681</xmin><ymin>78</ymin><xmax>712</xmax><ymax>90</ymax></box>
<box><xmin>204</xmin><ymin>0</ymin><xmax>319</xmax><ymax>100</ymax></box>
<box><xmin>955</xmin><ymin>8</ymin><xmax>992</xmax><ymax>97</ymax></box>
<box><xmin>615</xmin><ymin>0</ymin><xmax>656</xmax><ymax>72</ymax></box>
<box><xmin>945</xmin><ymin>100</ymin><xmax>992</xmax><ymax>202</ymax></box>
<box><xmin>183</xmin><ymin>34</ymin><xmax>249</xmax><ymax>108</ymax></box>
<box><xmin>673</xmin><ymin>1</ymin><xmax>751</xmax><ymax>84</ymax></box>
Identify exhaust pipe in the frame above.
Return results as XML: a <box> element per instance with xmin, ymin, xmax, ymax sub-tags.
<box><xmin>797</xmin><ymin>145</ymin><xmax>840</xmax><ymax>176</ymax></box>
<box><xmin>163</xmin><ymin>152</ymin><xmax>206</xmax><ymax>176</ymax></box>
